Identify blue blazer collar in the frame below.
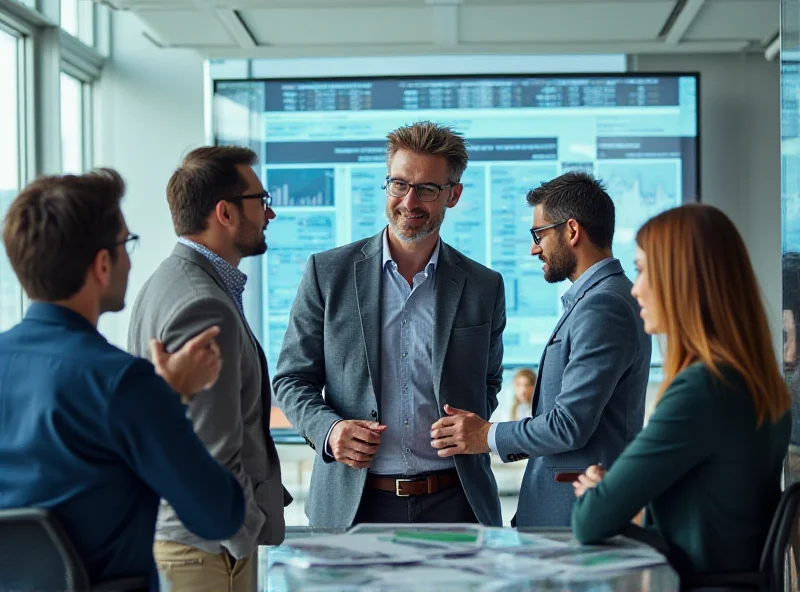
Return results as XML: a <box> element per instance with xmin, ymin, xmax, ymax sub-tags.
<box><xmin>572</xmin><ymin>258</ymin><xmax>624</xmax><ymax>302</ymax></box>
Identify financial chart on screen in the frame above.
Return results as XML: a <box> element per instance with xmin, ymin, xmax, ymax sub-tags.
<box><xmin>213</xmin><ymin>73</ymin><xmax>699</xmax><ymax>368</ymax></box>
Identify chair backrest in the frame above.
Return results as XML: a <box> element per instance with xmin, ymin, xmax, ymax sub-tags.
<box><xmin>0</xmin><ymin>507</ymin><xmax>90</xmax><ymax>592</ymax></box>
<box><xmin>760</xmin><ymin>480</ymin><xmax>800</xmax><ymax>591</ymax></box>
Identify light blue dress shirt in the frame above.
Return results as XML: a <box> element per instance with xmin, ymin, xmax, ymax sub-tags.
<box><xmin>177</xmin><ymin>237</ymin><xmax>247</xmax><ymax>316</ymax></box>
<box><xmin>487</xmin><ymin>257</ymin><xmax>618</xmax><ymax>454</ymax></box>
<box><xmin>369</xmin><ymin>230</ymin><xmax>455</xmax><ymax>476</ymax></box>
<box><xmin>324</xmin><ymin>231</ymin><xmax>455</xmax><ymax>476</ymax></box>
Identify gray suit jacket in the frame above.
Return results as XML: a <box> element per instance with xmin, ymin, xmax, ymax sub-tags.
<box><xmin>273</xmin><ymin>231</ymin><xmax>506</xmax><ymax>527</ymax></box>
<box><xmin>494</xmin><ymin>259</ymin><xmax>651</xmax><ymax>527</ymax></box>
<box><xmin>127</xmin><ymin>243</ymin><xmax>288</xmax><ymax>558</ymax></box>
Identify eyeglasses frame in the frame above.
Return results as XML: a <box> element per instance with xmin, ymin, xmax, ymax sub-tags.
<box><xmin>382</xmin><ymin>176</ymin><xmax>457</xmax><ymax>203</ymax></box>
<box><xmin>225</xmin><ymin>190</ymin><xmax>273</xmax><ymax>210</ymax></box>
<box><xmin>529</xmin><ymin>220</ymin><xmax>567</xmax><ymax>246</ymax></box>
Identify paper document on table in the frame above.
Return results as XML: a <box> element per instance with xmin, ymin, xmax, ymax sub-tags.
<box><xmin>279</xmin><ymin>534</ymin><xmax>425</xmax><ymax>567</ymax></box>
<box><xmin>280</xmin><ymin>531</ymin><xmax>480</xmax><ymax>569</ymax></box>
<box><xmin>548</xmin><ymin>547</ymin><xmax>666</xmax><ymax>575</ymax></box>
<box><xmin>347</xmin><ymin>523</ymin><xmax>483</xmax><ymax>547</ymax></box>
<box><xmin>481</xmin><ymin>527</ymin><xmax>568</xmax><ymax>553</ymax></box>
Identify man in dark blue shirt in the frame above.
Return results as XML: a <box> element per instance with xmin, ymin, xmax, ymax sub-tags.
<box><xmin>0</xmin><ymin>169</ymin><xmax>245</xmax><ymax>589</ymax></box>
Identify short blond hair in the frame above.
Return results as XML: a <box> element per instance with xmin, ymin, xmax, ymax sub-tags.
<box><xmin>386</xmin><ymin>121</ymin><xmax>468</xmax><ymax>182</ymax></box>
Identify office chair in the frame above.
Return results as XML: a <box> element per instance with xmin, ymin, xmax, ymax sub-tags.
<box><xmin>624</xmin><ymin>481</ymin><xmax>800</xmax><ymax>592</ymax></box>
<box><xmin>760</xmin><ymin>480</ymin><xmax>800</xmax><ymax>592</ymax></box>
<box><xmin>0</xmin><ymin>508</ymin><xmax>149</xmax><ymax>592</ymax></box>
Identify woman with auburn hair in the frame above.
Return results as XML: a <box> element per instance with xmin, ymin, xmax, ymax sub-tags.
<box><xmin>571</xmin><ymin>204</ymin><xmax>791</xmax><ymax>580</ymax></box>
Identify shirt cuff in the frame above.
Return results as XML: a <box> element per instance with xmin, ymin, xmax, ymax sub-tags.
<box><xmin>488</xmin><ymin>422</ymin><xmax>499</xmax><ymax>454</ymax></box>
<box><xmin>324</xmin><ymin>419</ymin><xmax>342</xmax><ymax>459</ymax></box>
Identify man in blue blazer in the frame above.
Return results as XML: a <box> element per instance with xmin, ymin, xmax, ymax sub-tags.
<box><xmin>0</xmin><ymin>170</ymin><xmax>245</xmax><ymax>588</ymax></box>
<box><xmin>431</xmin><ymin>172</ymin><xmax>651</xmax><ymax>527</ymax></box>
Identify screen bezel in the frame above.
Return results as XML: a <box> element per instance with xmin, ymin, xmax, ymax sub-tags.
<box><xmin>211</xmin><ymin>70</ymin><xmax>700</xmax><ymax>203</ymax></box>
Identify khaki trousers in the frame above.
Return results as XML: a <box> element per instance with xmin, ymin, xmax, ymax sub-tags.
<box><xmin>153</xmin><ymin>540</ymin><xmax>256</xmax><ymax>592</ymax></box>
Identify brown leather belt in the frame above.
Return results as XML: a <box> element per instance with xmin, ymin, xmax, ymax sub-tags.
<box><xmin>365</xmin><ymin>470</ymin><xmax>460</xmax><ymax>497</ymax></box>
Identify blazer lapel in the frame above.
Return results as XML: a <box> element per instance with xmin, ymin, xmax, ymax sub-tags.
<box><xmin>531</xmin><ymin>259</ymin><xmax>626</xmax><ymax>415</ymax></box>
<box><xmin>545</xmin><ymin>259</ymin><xmax>626</xmax><ymax>347</ymax></box>
<box><xmin>354</xmin><ymin>232</ymin><xmax>384</xmax><ymax>406</ymax></box>
<box><xmin>433</xmin><ymin>242</ymin><xmax>466</xmax><ymax>404</ymax></box>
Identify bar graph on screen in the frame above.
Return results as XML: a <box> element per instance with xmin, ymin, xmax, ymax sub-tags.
<box><xmin>267</xmin><ymin>168</ymin><xmax>335</xmax><ymax>207</ymax></box>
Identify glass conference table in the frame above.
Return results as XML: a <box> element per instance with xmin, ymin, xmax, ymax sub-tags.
<box><xmin>257</xmin><ymin>526</ymin><xmax>680</xmax><ymax>591</ymax></box>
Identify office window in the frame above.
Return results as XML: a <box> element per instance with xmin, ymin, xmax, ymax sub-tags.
<box><xmin>60</xmin><ymin>72</ymin><xmax>86</xmax><ymax>173</ymax></box>
<box><xmin>60</xmin><ymin>0</ymin><xmax>78</xmax><ymax>36</ymax></box>
<box><xmin>61</xmin><ymin>0</ymin><xmax>94</xmax><ymax>45</ymax></box>
<box><xmin>0</xmin><ymin>29</ymin><xmax>23</xmax><ymax>329</ymax></box>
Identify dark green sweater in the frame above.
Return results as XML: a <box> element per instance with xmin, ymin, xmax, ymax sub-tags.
<box><xmin>572</xmin><ymin>363</ymin><xmax>790</xmax><ymax>575</ymax></box>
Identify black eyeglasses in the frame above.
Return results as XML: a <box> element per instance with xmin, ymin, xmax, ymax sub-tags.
<box><xmin>116</xmin><ymin>233</ymin><xmax>140</xmax><ymax>255</ymax></box>
<box><xmin>530</xmin><ymin>221</ymin><xmax>567</xmax><ymax>246</ymax></box>
<box><xmin>226</xmin><ymin>190</ymin><xmax>272</xmax><ymax>210</ymax></box>
<box><xmin>382</xmin><ymin>177</ymin><xmax>456</xmax><ymax>202</ymax></box>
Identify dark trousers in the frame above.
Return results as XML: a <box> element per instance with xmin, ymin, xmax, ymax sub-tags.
<box><xmin>353</xmin><ymin>473</ymin><xmax>479</xmax><ymax>524</ymax></box>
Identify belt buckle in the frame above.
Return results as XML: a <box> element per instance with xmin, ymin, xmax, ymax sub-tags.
<box><xmin>395</xmin><ymin>478</ymin><xmax>414</xmax><ymax>497</ymax></box>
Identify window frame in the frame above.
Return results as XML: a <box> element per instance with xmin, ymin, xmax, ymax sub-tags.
<box><xmin>0</xmin><ymin>0</ymin><xmax>108</xmax><ymax>318</ymax></box>
<box><xmin>0</xmin><ymin>17</ymin><xmax>28</xmax><ymax>325</ymax></box>
<box><xmin>59</xmin><ymin>70</ymin><xmax>85</xmax><ymax>173</ymax></box>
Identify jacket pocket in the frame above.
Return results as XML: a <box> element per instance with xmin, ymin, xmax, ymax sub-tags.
<box><xmin>451</xmin><ymin>322</ymin><xmax>490</xmax><ymax>338</ymax></box>
<box><xmin>254</xmin><ymin>478</ymin><xmax>286</xmax><ymax>545</ymax></box>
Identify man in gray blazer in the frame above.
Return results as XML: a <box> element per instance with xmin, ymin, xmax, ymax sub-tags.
<box><xmin>273</xmin><ymin>121</ymin><xmax>505</xmax><ymax>528</ymax></box>
<box><xmin>431</xmin><ymin>172</ymin><xmax>651</xmax><ymax>527</ymax></box>
<box><xmin>128</xmin><ymin>147</ymin><xmax>289</xmax><ymax>592</ymax></box>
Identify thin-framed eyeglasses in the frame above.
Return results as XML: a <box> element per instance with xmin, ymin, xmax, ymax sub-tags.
<box><xmin>116</xmin><ymin>233</ymin><xmax>140</xmax><ymax>255</ymax></box>
<box><xmin>226</xmin><ymin>190</ymin><xmax>273</xmax><ymax>210</ymax></box>
<box><xmin>382</xmin><ymin>177</ymin><xmax>456</xmax><ymax>202</ymax></box>
<box><xmin>530</xmin><ymin>221</ymin><xmax>567</xmax><ymax>246</ymax></box>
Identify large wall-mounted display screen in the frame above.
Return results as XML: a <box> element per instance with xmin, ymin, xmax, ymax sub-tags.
<box><xmin>213</xmin><ymin>73</ymin><xmax>699</xmax><ymax>369</ymax></box>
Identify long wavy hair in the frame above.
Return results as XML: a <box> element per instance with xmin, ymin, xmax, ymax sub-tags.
<box><xmin>636</xmin><ymin>204</ymin><xmax>790</xmax><ymax>425</ymax></box>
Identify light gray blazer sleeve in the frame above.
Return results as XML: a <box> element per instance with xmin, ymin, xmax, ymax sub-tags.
<box><xmin>494</xmin><ymin>291</ymin><xmax>640</xmax><ymax>458</ymax></box>
<box><xmin>159</xmin><ymin>297</ymin><xmax>266</xmax><ymax>551</ymax></box>
<box><xmin>273</xmin><ymin>255</ymin><xmax>342</xmax><ymax>459</ymax></box>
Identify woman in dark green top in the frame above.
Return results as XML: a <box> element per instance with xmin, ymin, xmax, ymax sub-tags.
<box><xmin>571</xmin><ymin>204</ymin><xmax>792</xmax><ymax>579</ymax></box>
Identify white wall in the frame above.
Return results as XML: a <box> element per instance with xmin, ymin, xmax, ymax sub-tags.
<box><xmin>95</xmin><ymin>11</ymin><xmax>206</xmax><ymax>347</ymax></box>
<box><xmin>633</xmin><ymin>52</ymin><xmax>782</xmax><ymax>356</ymax></box>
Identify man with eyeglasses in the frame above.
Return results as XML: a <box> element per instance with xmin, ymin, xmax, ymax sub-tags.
<box><xmin>274</xmin><ymin>121</ymin><xmax>506</xmax><ymax>527</ymax></box>
<box><xmin>429</xmin><ymin>172</ymin><xmax>651</xmax><ymax>528</ymax></box>
<box><xmin>128</xmin><ymin>147</ymin><xmax>290</xmax><ymax>592</ymax></box>
<box><xmin>0</xmin><ymin>169</ymin><xmax>246</xmax><ymax>589</ymax></box>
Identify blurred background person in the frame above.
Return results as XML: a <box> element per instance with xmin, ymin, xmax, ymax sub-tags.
<box><xmin>572</xmin><ymin>204</ymin><xmax>791</xmax><ymax>584</ymax></box>
<box><xmin>510</xmin><ymin>368</ymin><xmax>536</xmax><ymax>421</ymax></box>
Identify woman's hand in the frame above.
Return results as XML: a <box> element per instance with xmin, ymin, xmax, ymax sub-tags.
<box><xmin>573</xmin><ymin>464</ymin><xmax>607</xmax><ymax>498</ymax></box>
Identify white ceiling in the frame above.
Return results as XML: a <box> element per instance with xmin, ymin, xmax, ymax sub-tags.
<box><xmin>98</xmin><ymin>0</ymin><xmax>779</xmax><ymax>58</ymax></box>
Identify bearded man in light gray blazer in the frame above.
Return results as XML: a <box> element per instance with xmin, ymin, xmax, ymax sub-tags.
<box><xmin>273</xmin><ymin>121</ymin><xmax>505</xmax><ymax>528</ymax></box>
<box><xmin>128</xmin><ymin>147</ymin><xmax>289</xmax><ymax>592</ymax></box>
<box><xmin>432</xmin><ymin>172</ymin><xmax>651</xmax><ymax>528</ymax></box>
